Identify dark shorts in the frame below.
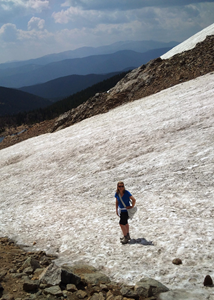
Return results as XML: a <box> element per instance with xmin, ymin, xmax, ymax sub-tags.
<box><xmin>119</xmin><ymin>211</ymin><xmax>129</xmax><ymax>225</ymax></box>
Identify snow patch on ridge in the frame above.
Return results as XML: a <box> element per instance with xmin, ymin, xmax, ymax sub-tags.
<box><xmin>161</xmin><ymin>23</ymin><xmax>214</xmax><ymax>59</ymax></box>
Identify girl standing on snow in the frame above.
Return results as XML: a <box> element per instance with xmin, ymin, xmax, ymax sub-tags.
<box><xmin>115</xmin><ymin>181</ymin><xmax>136</xmax><ymax>244</ymax></box>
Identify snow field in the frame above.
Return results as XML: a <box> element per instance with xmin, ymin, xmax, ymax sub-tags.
<box><xmin>0</xmin><ymin>72</ymin><xmax>214</xmax><ymax>296</ymax></box>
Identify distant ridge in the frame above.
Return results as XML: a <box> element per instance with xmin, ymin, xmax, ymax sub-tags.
<box><xmin>0</xmin><ymin>47</ymin><xmax>173</xmax><ymax>88</ymax></box>
<box><xmin>19</xmin><ymin>72</ymin><xmax>124</xmax><ymax>101</ymax></box>
<box><xmin>0</xmin><ymin>40</ymin><xmax>178</xmax><ymax>69</ymax></box>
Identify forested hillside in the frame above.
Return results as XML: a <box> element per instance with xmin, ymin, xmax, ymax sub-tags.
<box><xmin>0</xmin><ymin>86</ymin><xmax>51</xmax><ymax>117</ymax></box>
<box><xmin>0</xmin><ymin>72</ymin><xmax>128</xmax><ymax>133</ymax></box>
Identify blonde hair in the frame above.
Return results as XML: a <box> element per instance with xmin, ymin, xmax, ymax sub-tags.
<box><xmin>116</xmin><ymin>181</ymin><xmax>125</xmax><ymax>195</ymax></box>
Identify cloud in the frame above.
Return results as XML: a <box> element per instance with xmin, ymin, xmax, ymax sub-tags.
<box><xmin>0</xmin><ymin>21</ymin><xmax>55</xmax><ymax>62</ymax></box>
<box><xmin>52</xmin><ymin>1</ymin><xmax>214</xmax><ymax>38</ymax></box>
<box><xmin>28</xmin><ymin>17</ymin><xmax>45</xmax><ymax>30</ymax></box>
<box><xmin>50</xmin><ymin>2</ymin><xmax>214</xmax><ymax>60</ymax></box>
<box><xmin>26</xmin><ymin>0</ymin><xmax>50</xmax><ymax>11</ymax></box>
<box><xmin>61</xmin><ymin>1</ymin><xmax>70</xmax><ymax>7</ymax></box>
<box><xmin>0</xmin><ymin>22</ymin><xmax>52</xmax><ymax>44</ymax></box>
<box><xmin>52</xmin><ymin>7</ymin><xmax>130</xmax><ymax>26</ymax></box>
<box><xmin>61</xmin><ymin>0</ymin><xmax>214</xmax><ymax>11</ymax></box>
<box><xmin>0</xmin><ymin>23</ymin><xmax>18</xmax><ymax>42</ymax></box>
<box><xmin>0</xmin><ymin>0</ymin><xmax>49</xmax><ymax>24</ymax></box>
<box><xmin>0</xmin><ymin>0</ymin><xmax>49</xmax><ymax>12</ymax></box>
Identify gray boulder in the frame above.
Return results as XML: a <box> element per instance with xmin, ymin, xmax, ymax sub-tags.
<box><xmin>43</xmin><ymin>285</ymin><xmax>63</xmax><ymax>297</ymax></box>
<box><xmin>39</xmin><ymin>263</ymin><xmax>61</xmax><ymax>286</ymax></box>
<box><xmin>135</xmin><ymin>277</ymin><xmax>169</xmax><ymax>297</ymax></box>
<box><xmin>61</xmin><ymin>264</ymin><xmax>110</xmax><ymax>285</ymax></box>
<box><xmin>61</xmin><ymin>266</ymin><xmax>82</xmax><ymax>285</ymax></box>
<box><xmin>90</xmin><ymin>292</ymin><xmax>105</xmax><ymax>300</ymax></box>
<box><xmin>67</xmin><ymin>283</ymin><xmax>78</xmax><ymax>292</ymax></box>
<box><xmin>75</xmin><ymin>290</ymin><xmax>88</xmax><ymax>298</ymax></box>
<box><xmin>39</xmin><ymin>262</ymin><xmax>82</xmax><ymax>287</ymax></box>
<box><xmin>23</xmin><ymin>266</ymin><xmax>34</xmax><ymax>275</ymax></box>
<box><xmin>157</xmin><ymin>289</ymin><xmax>210</xmax><ymax>300</ymax></box>
<box><xmin>23</xmin><ymin>279</ymin><xmax>40</xmax><ymax>292</ymax></box>
<box><xmin>82</xmin><ymin>272</ymin><xmax>111</xmax><ymax>285</ymax></box>
<box><xmin>21</xmin><ymin>257</ymin><xmax>40</xmax><ymax>271</ymax></box>
<box><xmin>120</xmin><ymin>286</ymin><xmax>138</xmax><ymax>298</ymax></box>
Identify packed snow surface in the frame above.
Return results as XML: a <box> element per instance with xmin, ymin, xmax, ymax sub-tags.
<box><xmin>1</xmin><ymin>72</ymin><xmax>214</xmax><ymax>293</ymax></box>
<box><xmin>161</xmin><ymin>23</ymin><xmax>214</xmax><ymax>59</ymax></box>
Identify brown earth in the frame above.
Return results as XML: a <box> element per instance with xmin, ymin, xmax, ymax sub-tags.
<box><xmin>0</xmin><ymin>119</ymin><xmax>56</xmax><ymax>151</ymax></box>
<box><xmin>0</xmin><ymin>237</ymin><xmax>158</xmax><ymax>300</ymax></box>
<box><xmin>0</xmin><ymin>35</ymin><xmax>213</xmax><ymax>151</ymax></box>
<box><xmin>0</xmin><ymin>237</ymin><xmax>57</xmax><ymax>300</ymax></box>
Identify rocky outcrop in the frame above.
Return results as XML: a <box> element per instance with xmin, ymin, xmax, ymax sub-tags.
<box><xmin>39</xmin><ymin>263</ymin><xmax>62</xmax><ymax>286</ymax></box>
<box><xmin>51</xmin><ymin>35</ymin><xmax>214</xmax><ymax>132</ymax></box>
<box><xmin>21</xmin><ymin>256</ymin><xmax>40</xmax><ymax>271</ymax></box>
<box><xmin>135</xmin><ymin>278</ymin><xmax>169</xmax><ymax>298</ymax></box>
<box><xmin>23</xmin><ymin>279</ymin><xmax>40</xmax><ymax>292</ymax></box>
<box><xmin>0</xmin><ymin>237</ymin><xmax>172</xmax><ymax>300</ymax></box>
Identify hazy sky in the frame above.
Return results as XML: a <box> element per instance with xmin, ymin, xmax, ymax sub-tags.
<box><xmin>0</xmin><ymin>0</ymin><xmax>213</xmax><ymax>63</ymax></box>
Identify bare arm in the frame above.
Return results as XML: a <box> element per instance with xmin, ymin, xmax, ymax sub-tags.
<box><xmin>115</xmin><ymin>198</ymin><xmax>119</xmax><ymax>216</ymax></box>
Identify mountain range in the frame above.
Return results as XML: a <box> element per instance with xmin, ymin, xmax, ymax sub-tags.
<box><xmin>0</xmin><ymin>47</ymin><xmax>173</xmax><ymax>89</ymax></box>
<box><xmin>18</xmin><ymin>72</ymin><xmax>123</xmax><ymax>101</ymax></box>
<box><xmin>0</xmin><ymin>40</ymin><xmax>178</xmax><ymax>116</ymax></box>
<box><xmin>0</xmin><ymin>40</ymin><xmax>177</xmax><ymax>69</ymax></box>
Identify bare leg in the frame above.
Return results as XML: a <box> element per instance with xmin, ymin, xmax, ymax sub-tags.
<box><xmin>120</xmin><ymin>224</ymin><xmax>129</xmax><ymax>236</ymax></box>
<box><xmin>120</xmin><ymin>224</ymin><xmax>127</xmax><ymax>236</ymax></box>
<box><xmin>125</xmin><ymin>224</ymin><xmax>129</xmax><ymax>235</ymax></box>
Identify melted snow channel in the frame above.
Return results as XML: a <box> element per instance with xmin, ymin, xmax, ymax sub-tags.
<box><xmin>1</xmin><ymin>72</ymin><xmax>214</xmax><ymax>292</ymax></box>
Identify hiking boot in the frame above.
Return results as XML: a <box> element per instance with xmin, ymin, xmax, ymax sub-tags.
<box><xmin>120</xmin><ymin>233</ymin><xmax>131</xmax><ymax>241</ymax></box>
<box><xmin>121</xmin><ymin>236</ymin><xmax>129</xmax><ymax>244</ymax></box>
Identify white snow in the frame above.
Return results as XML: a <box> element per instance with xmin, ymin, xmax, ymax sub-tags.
<box><xmin>161</xmin><ymin>23</ymin><xmax>214</xmax><ymax>59</ymax></box>
<box><xmin>1</xmin><ymin>72</ymin><xmax>214</xmax><ymax>295</ymax></box>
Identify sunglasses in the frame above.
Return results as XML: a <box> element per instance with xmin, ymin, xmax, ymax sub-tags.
<box><xmin>118</xmin><ymin>185</ymin><xmax>124</xmax><ymax>188</ymax></box>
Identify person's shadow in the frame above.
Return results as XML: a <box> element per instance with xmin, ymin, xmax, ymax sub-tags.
<box><xmin>129</xmin><ymin>238</ymin><xmax>154</xmax><ymax>245</ymax></box>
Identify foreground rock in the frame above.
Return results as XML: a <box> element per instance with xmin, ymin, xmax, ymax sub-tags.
<box><xmin>135</xmin><ymin>278</ymin><xmax>169</xmax><ymax>298</ymax></box>
<box><xmin>39</xmin><ymin>263</ymin><xmax>62</xmax><ymax>286</ymax></box>
<box><xmin>0</xmin><ymin>237</ymin><xmax>171</xmax><ymax>300</ymax></box>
